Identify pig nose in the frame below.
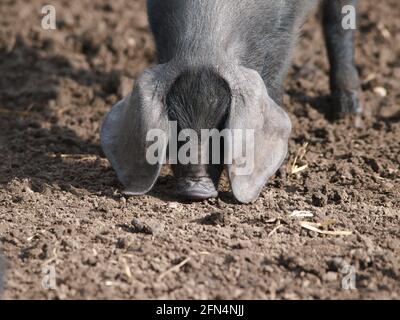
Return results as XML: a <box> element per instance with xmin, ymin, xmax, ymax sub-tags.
<box><xmin>176</xmin><ymin>177</ymin><xmax>218</xmax><ymax>201</ymax></box>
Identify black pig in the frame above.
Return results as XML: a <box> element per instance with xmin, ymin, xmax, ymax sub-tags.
<box><xmin>101</xmin><ymin>0</ymin><xmax>361</xmax><ymax>203</ymax></box>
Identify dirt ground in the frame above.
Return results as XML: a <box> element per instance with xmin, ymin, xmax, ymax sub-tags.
<box><xmin>0</xmin><ymin>0</ymin><xmax>399</xmax><ymax>300</ymax></box>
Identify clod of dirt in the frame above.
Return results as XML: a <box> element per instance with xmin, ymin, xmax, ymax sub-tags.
<box><xmin>327</xmin><ymin>257</ymin><xmax>347</xmax><ymax>272</ymax></box>
<box><xmin>83</xmin><ymin>256</ymin><xmax>98</xmax><ymax>267</ymax></box>
<box><xmin>116</xmin><ymin>237</ymin><xmax>127</xmax><ymax>249</ymax></box>
<box><xmin>198</xmin><ymin>212</ymin><xmax>228</xmax><ymax>226</ymax></box>
<box><xmin>363</xmin><ymin>157</ymin><xmax>381</xmax><ymax>173</ymax></box>
<box><xmin>131</xmin><ymin>218</ymin><xmax>165</xmax><ymax>236</ymax></box>
<box><xmin>231</xmin><ymin>240</ymin><xmax>252</xmax><ymax>250</ymax></box>
<box><xmin>311</xmin><ymin>192</ymin><xmax>328</xmax><ymax>207</ymax></box>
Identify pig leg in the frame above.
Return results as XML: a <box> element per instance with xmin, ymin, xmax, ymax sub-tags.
<box><xmin>322</xmin><ymin>0</ymin><xmax>362</xmax><ymax>114</ymax></box>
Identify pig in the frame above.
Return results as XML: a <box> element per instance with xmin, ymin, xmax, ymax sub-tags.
<box><xmin>101</xmin><ymin>0</ymin><xmax>361</xmax><ymax>203</ymax></box>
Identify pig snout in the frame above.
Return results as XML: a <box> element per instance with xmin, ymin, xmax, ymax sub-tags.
<box><xmin>171</xmin><ymin>164</ymin><xmax>221</xmax><ymax>200</ymax></box>
<box><xmin>176</xmin><ymin>177</ymin><xmax>218</xmax><ymax>200</ymax></box>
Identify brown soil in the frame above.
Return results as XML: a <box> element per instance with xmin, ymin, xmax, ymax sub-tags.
<box><xmin>0</xmin><ymin>0</ymin><xmax>399</xmax><ymax>300</ymax></box>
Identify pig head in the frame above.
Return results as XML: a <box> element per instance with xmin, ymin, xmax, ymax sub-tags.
<box><xmin>101</xmin><ymin>62</ymin><xmax>291</xmax><ymax>204</ymax></box>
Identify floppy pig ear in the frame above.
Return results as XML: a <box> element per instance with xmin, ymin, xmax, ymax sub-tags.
<box><xmin>101</xmin><ymin>65</ymin><xmax>169</xmax><ymax>195</ymax></box>
<box><xmin>224</xmin><ymin>67</ymin><xmax>292</xmax><ymax>203</ymax></box>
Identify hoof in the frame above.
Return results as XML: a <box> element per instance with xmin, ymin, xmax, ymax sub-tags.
<box><xmin>332</xmin><ymin>89</ymin><xmax>362</xmax><ymax>114</ymax></box>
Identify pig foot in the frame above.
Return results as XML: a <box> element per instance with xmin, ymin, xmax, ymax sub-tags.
<box><xmin>331</xmin><ymin>88</ymin><xmax>362</xmax><ymax>114</ymax></box>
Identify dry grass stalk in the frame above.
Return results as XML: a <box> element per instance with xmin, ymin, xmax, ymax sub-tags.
<box><xmin>300</xmin><ymin>220</ymin><xmax>352</xmax><ymax>236</ymax></box>
<box><xmin>290</xmin><ymin>142</ymin><xmax>309</xmax><ymax>174</ymax></box>
<box><xmin>158</xmin><ymin>252</ymin><xmax>210</xmax><ymax>281</ymax></box>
